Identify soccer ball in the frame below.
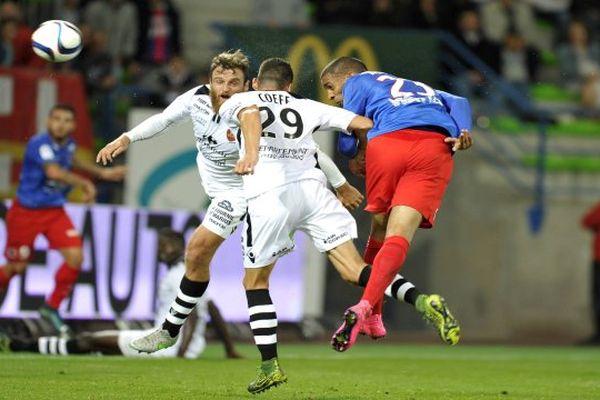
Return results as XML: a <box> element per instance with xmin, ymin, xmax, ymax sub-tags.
<box><xmin>31</xmin><ymin>20</ymin><xmax>83</xmax><ymax>63</ymax></box>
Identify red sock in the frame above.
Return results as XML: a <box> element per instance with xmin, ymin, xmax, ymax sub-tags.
<box><xmin>363</xmin><ymin>237</ymin><xmax>383</xmax><ymax>264</ymax></box>
<box><xmin>0</xmin><ymin>267</ymin><xmax>11</xmax><ymax>290</ymax></box>
<box><xmin>372</xmin><ymin>298</ymin><xmax>384</xmax><ymax>315</ymax></box>
<box><xmin>361</xmin><ymin>236</ymin><xmax>410</xmax><ymax>307</ymax></box>
<box><xmin>46</xmin><ymin>263</ymin><xmax>80</xmax><ymax>309</ymax></box>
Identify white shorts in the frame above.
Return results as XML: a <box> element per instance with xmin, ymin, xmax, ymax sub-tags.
<box><xmin>202</xmin><ymin>192</ymin><xmax>247</xmax><ymax>239</ymax></box>
<box><xmin>242</xmin><ymin>179</ymin><xmax>357</xmax><ymax>268</ymax></box>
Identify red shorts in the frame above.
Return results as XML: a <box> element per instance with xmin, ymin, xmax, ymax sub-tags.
<box><xmin>365</xmin><ymin>129</ymin><xmax>454</xmax><ymax>228</ymax></box>
<box><xmin>4</xmin><ymin>200</ymin><xmax>82</xmax><ymax>262</ymax></box>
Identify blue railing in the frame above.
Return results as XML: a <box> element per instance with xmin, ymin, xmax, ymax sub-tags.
<box><xmin>438</xmin><ymin>31</ymin><xmax>552</xmax><ymax>233</ymax></box>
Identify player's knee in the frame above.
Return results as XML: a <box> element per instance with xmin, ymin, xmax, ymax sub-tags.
<box><xmin>64</xmin><ymin>251</ymin><xmax>83</xmax><ymax>267</ymax></box>
<box><xmin>185</xmin><ymin>245</ymin><xmax>211</xmax><ymax>270</ymax></box>
<box><xmin>243</xmin><ymin>270</ymin><xmax>270</xmax><ymax>290</ymax></box>
<box><xmin>7</xmin><ymin>262</ymin><xmax>28</xmax><ymax>275</ymax></box>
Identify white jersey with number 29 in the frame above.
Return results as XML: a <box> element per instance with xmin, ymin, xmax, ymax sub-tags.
<box><xmin>219</xmin><ymin>91</ymin><xmax>357</xmax><ymax>198</ymax></box>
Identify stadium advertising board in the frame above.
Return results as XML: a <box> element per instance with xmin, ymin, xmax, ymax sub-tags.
<box><xmin>0</xmin><ymin>202</ymin><xmax>306</xmax><ymax>322</ymax></box>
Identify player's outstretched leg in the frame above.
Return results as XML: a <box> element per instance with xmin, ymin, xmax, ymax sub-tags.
<box><xmin>129</xmin><ymin>327</ymin><xmax>177</xmax><ymax>353</ymax></box>
<box><xmin>331</xmin><ymin>299</ymin><xmax>372</xmax><ymax>352</ymax></box>
<box><xmin>416</xmin><ymin>294</ymin><xmax>460</xmax><ymax>345</ymax></box>
<box><xmin>248</xmin><ymin>358</ymin><xmax>288</xmax><ymax>394</ymax></box>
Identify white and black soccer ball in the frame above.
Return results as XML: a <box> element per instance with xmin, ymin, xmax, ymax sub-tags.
<box><xmin>31</xmin><ymin>20</ymin><xmax>83</xmax><ymax>63</ymax></box>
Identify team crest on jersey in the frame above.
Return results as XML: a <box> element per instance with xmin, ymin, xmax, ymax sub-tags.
<box><xmin>226</xmin><ymin>129</ymin><xmax>236</xmax><ymax>142</ymax></box>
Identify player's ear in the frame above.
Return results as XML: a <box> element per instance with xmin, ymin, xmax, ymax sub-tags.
<box><xmin>284</xmin><ymin>83</ymin><xmax>292</xmax><ymax>92</ymax></box>
<box><xmin>251</xmin><ymin>78</ymin><xmax>258</xmax><ymax>90</ymax></box>
<box><xmin>244</xmin><ymin>79</ymin><xmax>250</xmax><ymax>91</ymax></box>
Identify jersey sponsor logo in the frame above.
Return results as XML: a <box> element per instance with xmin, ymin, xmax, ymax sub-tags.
<box><xmin>259</xmin><ymin>145</ymin><xmax>309</xmax><ymax>161</ymax></box>
<box><xmin>271</xmin><ymin>246</ymin><xmax>293</xmax><ymax>259</ymax></box>
<box><xmin>288</xmin><ymin>35</ymin><xmax>379</xmax><ymax>104</ymax></box>
<box><xmin>217</xmin><ymin>200</ymin><xmax>234</xmax><ymax>212</ymax></box>
<box><xmin>322</xmin><ymin>232</ymin><xmax>349</xmax><ymax>245</ymax></box>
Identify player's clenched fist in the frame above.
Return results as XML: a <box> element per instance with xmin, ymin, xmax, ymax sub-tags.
<box><xmin>235</xmin><ymin>152</ymin><xmax>259</xmax><ymax>175</ymax></box>
<box><xmin>96</xmin><ymin>134</ymin><xmax>131</xmax><ymax>165</ymax></box>
<box><xmin>335</xmin><ymin>182</ymin><xmax>364</xmax><ymax>210</ymax></box>
<box><xmin>444</xmin><ymin>130</ymin><xmax>473</xmax><ymax>152</ymax></box>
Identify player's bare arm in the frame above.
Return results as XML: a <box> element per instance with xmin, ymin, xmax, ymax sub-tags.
<box><xmin>444</xmin><ymin>129</ymin><xmax>473</xmax><ymax>151</ymax></box>
<box><xmin>74</xmin><ymin>155</ymin><xmax>126</xmax><ymax>181</ymax></box>
<box><xmin>96</xmin><ymin>134</ymin><xmax>132</xmax><ymax>166</ymax></box>
<box><xmin>346</xmin><ymin>117</ymin><xmax>371</xmax><ymax>177</ymax></box>
<box><xmin>316</xmin><ymin>148</ymin><xmax>364</xmax><ymax>209</ymax></box>
<box><xmin>43</xmin><ymin>163</ymin><xmax>96</xmax><ymax>203</ymax></box>
<box><xmin>335</xmin><ymin>182</ymin><xmax>364</xmax><ymax>210</ymax></box>
<box><xmin>176</xmin><ymin>311</ymin><xmax>198</xmax><ymax>358</ymax></box>
<box><xmin>208</xmin><ymin>300</ymin><xmax>242</xmax><ymax>359</ymax></box>
<box><xmin>235</xmin><ymin>105</ymin><xmax>261</xmax><ymax>175</ymax></box>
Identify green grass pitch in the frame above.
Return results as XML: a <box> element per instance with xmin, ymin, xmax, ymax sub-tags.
<box><xmin>1</xmin><ymin>343</ymin><xmax>599</xmax><ymax>399</ymax></box>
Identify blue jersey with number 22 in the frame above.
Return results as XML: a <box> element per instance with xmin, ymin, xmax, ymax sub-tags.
<box><xmin>342</xmin><ymin>72</ymin><xmax>472</xmax><ymax>140</ymax></box>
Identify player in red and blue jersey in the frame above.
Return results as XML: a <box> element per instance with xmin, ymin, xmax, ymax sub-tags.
<box><xmin>0</xmin><ymin>104</ymin><xmax>125</xmax><ymax>335</ymax></box>
<box><xmin>320</xmin><ymin>57</ymin><xmax>473</xmax><ymax>351</ymax></box>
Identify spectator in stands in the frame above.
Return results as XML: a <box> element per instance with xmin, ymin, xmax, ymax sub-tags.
<box><xmin>366</xmin><ymin>0</ymin><xmax>408</xmax><ymax>28</ymax></box>
<box><xmin>480</xmin><ymin>0</ymin><xmax>539</xmax><ymax>47</ymax></box>
<box><xmin>84</xmin><ymin>0</ymin><xmax>138</xmax><ymax>67</ymax></box>
<box><xmin>0</xmin><ymin>1</ymin><xmax>44</xmax><ymax>68</ymax></box>
<box><xmin>251</xmin><ymin>0</ymin><xmax>311</xmax><ymax>28</ymax></box>
<box><xmin>309</xmin><ymin>0</ymin><xmax>368</xmax><ymax>25</ymax></box>
<box><xmin>557</xmin><ymin>21</ymin><xmax>600</xmax><ymax>90</ymax></box>
<box><xmin>499</xmin><ymin>31</ymin><xmax>539</xmax><ymax>96</ymax></box>
<box><xmin>54</xmin><ymin>0</ymin><xmax>81</xmax><ymax>25</ymax></box>
<box><xmin>0</xmin><ymin>18</ymin><xmax>17</xmax><ymax>66</ymax></box>
<box><xmin>580</xmin><ymin>71</ymin><xmax>600</xmax><ymax>115</ymax></box>
<box><xmin>75</xmin><ymin>29</ymin><xmax>119</xmax><ymax>142</ymax></box>
<box><xmin>451</xmin><ymin>10</ymin><xmax>500</xmax><ymax>110</ymax></box>
<box><xmin>136</xmin><ymin>0</ymin><xmax>181</xmax><ymax>66</ymax></box>
<box><xmin>156</xmin><ymin>55</ymin><xmax>195</xmax><ymax>106</ymax></box>
<box><xmin>410</xmin><ymin>0</ymin><xmax>453</xmax><ymax>31</ymax></box>
<box><xmin>582</xmin><ymin>201</ymin><xmax>600</xmax><ymax>344</ymax></box>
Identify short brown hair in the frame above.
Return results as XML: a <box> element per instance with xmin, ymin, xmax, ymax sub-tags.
<box><xmin>257</xmin><ymin>58</ymin><xmax>293</xmax><ymax>89</ymax></box>
<box><xmin>210</xmin><ymin>49</ymin><xmax>250</xmax><ymax>81</ymax></box>
<box><xmin>320</xmin><ymin>56</ymin><xmax>367</xmax><ymax>79</ymax></box>
<box><xmin>49</xmin><ymin>103</ymin><xmax>76</xmax><ymax>117</ymax></box>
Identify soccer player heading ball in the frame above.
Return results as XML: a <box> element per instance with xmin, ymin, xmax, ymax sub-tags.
<box><xmin>320</xmin><ymin>57</ymin><xmax>472</xmax><ymax>352</ymax></box>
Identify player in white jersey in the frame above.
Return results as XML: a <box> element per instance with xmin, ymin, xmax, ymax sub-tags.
<box><xmin>0</xmin><ymin>228</ymin><xmax>241</xmax><ymax>359</ymax></box>
<box><xmin>218</xmin><ymin>57</ymin><xmax>377</xmax><ymax>393</ymax></box>
<box><xmin>95</xmin><ymin>51</ymin><xmax>365</xmax><ymax>355</ymax></box>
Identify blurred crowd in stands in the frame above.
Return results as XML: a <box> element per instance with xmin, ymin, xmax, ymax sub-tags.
<box><xmin>1</xmin><ymin>0</ymin><xmax>600</xmax><ymax>146</ymax></box>
<box><xmin>0</xmin><ymin>0</ymin><xmax>195</xmax><ymax>145</ymax></box>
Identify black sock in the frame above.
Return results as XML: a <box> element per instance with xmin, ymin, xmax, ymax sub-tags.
<box><xmin>359</xmin><ymin>266</ymin><xmax>421</xmax><ymax>306</ymax></box>
<box><xmin>358</xmin><ymin>265</ymin><xmax>371</xmax><ymax>287</ymax></box>
<box><xmin>162</xmin><ymin>276</ymin><xmax>208</xmax><ymax>338</ymax></box>
<box><xmin>9</xmin><ymin>338</ymin><xmax>38</xmax><ymax>352</ymax></box>
<box><xmin>246</xmin><ymin>289</ymin><xmax>278</xmax><ymax>361</ymax></box>
<box><xmin>386</xmin><ymin>275</ymin><xmax>422</xmax><ymax>306</ymax></box>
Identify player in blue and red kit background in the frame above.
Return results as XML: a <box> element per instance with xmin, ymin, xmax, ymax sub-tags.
<box><xmin>0</xmin><ymin>104</ymin><xmax>125</xmax><ymax>335</ymax></box>
<box><xmin>320</xmin><ymin>57</ymin><xmax>473</xmax><ymax>351</ymax></box>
